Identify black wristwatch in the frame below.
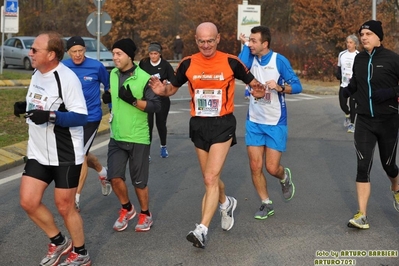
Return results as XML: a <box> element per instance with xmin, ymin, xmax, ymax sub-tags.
<box><xmin>49</xmin><ymin>111</ymin><xmax>56</xmax><ymax>123</ymax></box>
<box><xmin>280</xmin><ymin>85</ymin><xmax>285</xmax><ymax>92</ymax></box>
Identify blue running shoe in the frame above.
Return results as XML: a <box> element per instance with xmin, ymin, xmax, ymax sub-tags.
<box><xmin>160</xmin><ymin>146</ymin><xmax>169</xmax><ymax>158</ymax></box>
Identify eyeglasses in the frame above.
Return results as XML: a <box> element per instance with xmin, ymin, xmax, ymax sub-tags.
<box><xmin>30</xmin><ymin>47</ymin><xmax>48</xmax><ymax>54</ymax></box>
<box><xmin>196</xmin><ymin>39</ymin><xmax>217</xmax><ymax>46</ymax></box>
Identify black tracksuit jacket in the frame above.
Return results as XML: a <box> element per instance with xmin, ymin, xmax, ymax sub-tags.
<box><xmin>348</xmin><ymin>45</ymin><xmax>399</xmax><ymax>117</ymax></box>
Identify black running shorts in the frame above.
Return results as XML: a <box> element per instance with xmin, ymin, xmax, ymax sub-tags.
<box><xmin>189</xmin><ymin>113</ymin><xmax>237</xmax><ymax>152</ymax></box>
<box><xmin>23</xmin><ymin>159</ymin><xmax>82</xmax><ymax>188</ymax></box>
<box><xmin>107</xmin><ymin>138</ymin><xmax>150</xmax><ymax>189</ymax></box>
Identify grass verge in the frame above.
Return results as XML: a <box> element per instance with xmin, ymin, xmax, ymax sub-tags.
<box><xmin>0</xmin><ymin>88</ymin><xmax>29</xmax><ymax>148</ymax></box>
<box><xmin>0</xmin><ymin>71</ymin><xmax>32</xmax><ymax>80</ymax></box>
<box><xmin>0</xmin><ymin>87</ymin><xmax>110</xmax><ymax>149</ymax></box>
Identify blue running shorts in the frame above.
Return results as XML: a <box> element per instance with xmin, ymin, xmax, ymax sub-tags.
<box><xmin>245</xmin><ymin>120</ymin><xmax>287</xmax><ymax>152</ymax></box>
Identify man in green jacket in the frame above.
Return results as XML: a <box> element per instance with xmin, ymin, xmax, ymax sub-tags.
<box><xmin>103</xmin><ymin>38</ymin><xmax>161</xmax><ymax>232</ymax></box>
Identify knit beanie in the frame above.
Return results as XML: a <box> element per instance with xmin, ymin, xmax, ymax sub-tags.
<box><xmin>359</xmin><ymin>20</ymin><xmax>383</xmax><ymax>41</ymax></box>
<box><xmin>148</xmin><ymin>42</ymin><xmax>162</xmax><ymax>53</ymax></box>
<box><xmin>67</xmin><ymin>36</ymin><xmax>85</xmax><ymax>50</ymax></box>
<box><xmin>112</xmin><ymin>38</ymin><xmax>137</xmax><ymax>59</ymax></box>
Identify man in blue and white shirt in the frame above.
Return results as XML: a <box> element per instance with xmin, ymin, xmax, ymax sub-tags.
<box><xmin>239</xmin><ymin>26</ymin><xmax>302</xmax><ymax>220</ymax></box>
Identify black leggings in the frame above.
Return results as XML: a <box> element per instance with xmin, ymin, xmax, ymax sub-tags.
<box><xmin>339</xmin><ymin>86</ymin><xmax>356</xmax><ymax>123</ymax></box>
<box><xmin>149</xmin><ymin>96</ymin><xmax>170</xmax><ymax>146</ymax></box>
<box><xmin>354</xmin><ymin>114</ymin><xmax>399</xmax><ymax>182</ymax></box>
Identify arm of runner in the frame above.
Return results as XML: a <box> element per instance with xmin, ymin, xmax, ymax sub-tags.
<box><xmin>148</xmin><ymin>76</ymin><xmax>179</xmax><ymax>97</ymax></box>
<box><xmin>248</xmin><ymin>79</ymin><xmax>266</xmax><ymax>98</ymax></box>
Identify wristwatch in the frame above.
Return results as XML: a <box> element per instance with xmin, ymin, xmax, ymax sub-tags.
<box><xmin>49</xmin><ymin>111</ymin><xmax>56</xmax><ymax>123</ymax></box>
<box><xmin>132</xmin><ymin>99</ymin><xmax>138</xmax><ymax>107</ymax></box>
<box><xmin>280</xmin><ymin>85</ymin><xmax>285</xmax><ymax>92</ymax></box>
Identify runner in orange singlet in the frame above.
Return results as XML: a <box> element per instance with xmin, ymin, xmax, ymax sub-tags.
<box><xmin>149</xmin><ymin>22</ymin><xmax>264</xmax><ymax>248</ymax></box>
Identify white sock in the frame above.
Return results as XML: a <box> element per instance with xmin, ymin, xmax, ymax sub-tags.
<box><xmin>262</xmin><ymin>198</ymin><xmax>272</xmax><ymax>204</ymax></box>
<box><xmin>280</xmin><ymin>172</ymin><xmax>288</xmax><ymax>183</ymax></box>
<box><xmin>220</xmin><ymin>196</ymin><xmax>229</xmax><ymax>209</ymax></box>
<box><xmin>198</xmin><ymin>224</ymin><xmax>208</xmax><ymax>235</ymax></box>
<box><xmin>75</xmin><ymin>193</ymin><xmax>80</xmax><ymax>202</ymax></box>
<box><xmin>98</xmin><ymin>166</ymin><xmax>107</xmax><ymax>177</ymax></box>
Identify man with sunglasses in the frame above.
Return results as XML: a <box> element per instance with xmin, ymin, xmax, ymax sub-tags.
<box><xmin>63</xmin><ymin>36</ymin><xmax>112</xmax><ymax>212</ymax></box>
<box><xmin>149</xmin><ymin>22</ymin><xmax>265</xmax><ymax>248</ymax></box>
<box><xmin>15</xmin><ymin>32</ymin><xmax>91</xmax><ymax>265</ymax></box>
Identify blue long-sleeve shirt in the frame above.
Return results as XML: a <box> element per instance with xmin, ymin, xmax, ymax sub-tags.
<box><xmin>63</xmin><ymin>57</ymin><xmax>110</xmax><ymax>122</ymax></box>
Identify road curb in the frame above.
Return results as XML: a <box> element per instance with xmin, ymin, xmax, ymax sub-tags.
<box><xmin>0</xmin><ymin>79</ymin><xmax>30</xmax><ymax>87</ymax></box>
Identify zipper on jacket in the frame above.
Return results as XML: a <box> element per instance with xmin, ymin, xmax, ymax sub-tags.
<box><xmin>367</xmin><ymin>49</ymin><xmax>376</xmax><ymax>117</ymax></box>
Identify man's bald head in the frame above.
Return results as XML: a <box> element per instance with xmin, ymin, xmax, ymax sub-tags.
<box><xmin>195</xmin><ymin>22</ymin><xmax>220</xmax><ymax>58</ymax></box>
<box><xmin>196</xmin><ymin>22</ymin><xmax>218</xmax><ymax>36</ymax></box>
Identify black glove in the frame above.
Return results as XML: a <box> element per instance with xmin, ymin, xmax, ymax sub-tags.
<box><xmin>335</xmin><ymin>67</ymin><xmax>342</xmax><ymax>81</ymax></box>
<box><xmin>371</xmin><ymin>88</ymin><xmax>396</xmax><ymax>104</ymax></box>
<box><xmin>14</xmin><ymin>101</ymin><xmax>27</xmax><ymax>117</ymax></box>
<box><xmin>118</xmin><ymin>85</ymin><xmax>137</xmax><ymax>105</ymax></box>
<box><xmin>341</xmin><ymin>86</ymin><xmax>351</xmax><ymax>98</ymax></box>
<box><xmin>102</xmin><ymin>90</ymin><xmax>112</xmax><ymax>104</ymax></box>
<box><xmin>25</xmin><ymin>110</ymin><xmax>50</xmax><ymax>125</ymax></box>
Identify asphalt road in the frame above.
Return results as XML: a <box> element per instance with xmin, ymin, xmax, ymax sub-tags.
<box><xmin>0</xmin><ymin>84</ymin><xmax>398</xmax><ymax>266</ymax></box>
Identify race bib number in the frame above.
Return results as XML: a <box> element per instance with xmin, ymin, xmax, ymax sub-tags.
<box><xmin>254</xmin><ymin>87</ymin><xmax>272</xmax><ymax>105</ymax></box>
<box><xmin>194</xmin><ymin>89</ymin><xmax>222</xmax><ymax>116</ymax></box>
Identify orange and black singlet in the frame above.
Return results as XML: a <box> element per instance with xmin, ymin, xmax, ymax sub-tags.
<box><xmin>172</xmin><ymin>51</ymin><xmax>254</xmax><ymax>117</ymax></box>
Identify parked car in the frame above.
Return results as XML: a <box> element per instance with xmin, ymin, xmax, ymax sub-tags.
<box><xmin>63</xmin><ymin>37</ymin><xmax>115</xmax><ymax>70</ymax></box>
<box><xmin>0</xmin><ymin>36</ymin><xmax>35</xmax><ymax>70</ymax></box>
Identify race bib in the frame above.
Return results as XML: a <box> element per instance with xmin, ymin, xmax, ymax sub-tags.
<box><xmin>194</xmin><ymin>89</ymin><xmax>222</xmax><ymax>116</ymax></box>
<box><xmin>253</xmin><ymin>87</ymin><xmax>272</xmax><ymax>105</ymax></box>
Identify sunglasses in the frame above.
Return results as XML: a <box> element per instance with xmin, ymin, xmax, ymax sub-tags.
<box><xmin>30</xmin><ymin>47</ymin><xmax>48</xmax><ymax>54</ymax></box>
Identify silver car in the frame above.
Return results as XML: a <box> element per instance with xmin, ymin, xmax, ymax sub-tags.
<box><xmin>0</xmin><ymin>36</ymin><xmax>35</xmax><ymax>70</ymax></box>
<box><xmin>63</xmin><ymin>37</ymin><xmax>115</xmax><ymax>70</ymax></box>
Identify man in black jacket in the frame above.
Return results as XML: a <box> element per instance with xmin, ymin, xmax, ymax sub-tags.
<box><xmin>343</xmin><ymin>20</ymin><xmax>399</xmax><ymax>229</ymax></box>
<box><xmin>173</xmin><ymin>35</ymin><xmax>184</xmax><ymax>61</ymax></box>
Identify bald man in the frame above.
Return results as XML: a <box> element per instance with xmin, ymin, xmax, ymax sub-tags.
<box><xmin>149</xmin><ymin>22</ymin><xmax>265</xmax><ymax>248</ymax></box>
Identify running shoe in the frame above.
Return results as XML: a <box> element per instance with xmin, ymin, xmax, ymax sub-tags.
<box><xmin>220</xmin><ymin>196</ymin><xmax>237</xmax><ymax>231</ymax></box>
<box><xmin>254</xmin><ymin>201</ymin><xmax>274</xmax><ymax>220</ymax></box>
<box><xmin>347</xmin><ymin>124</ymin><xmax>355</xmax><ymax>133</ymax></box>
<box><xmin>59</xmin><ymin>251</ymin><xmax>91</xmax><ymax>266</ymax></box>
<box><xmin>40</xmin><ymin>236</ymin><xmax>72</xmax><ymax>266</ymax></box>
<box><xmin>186</xmin><ymin>224</ymin><xmax>207</xmax><ymax>248</ymax></box>
<box><xmin>135</xmin><ymin>213</ymin><xmax>153</xmax><ymax>232</ymax></box>
<box><xmin>113</xmin><ymin>207</ymin><xmax>136</xmax><ymax>231</ymax></box>
<box><xmin>348</xmin><ymin>211</ymin><xmax>369</xmax><ymax>229</ymax></box>
<box><xmin>160</xmin><ymin>146</ymin><xmax>169</xmax><ymax>158</ymax></box>
<box><xmin>75</xmin><ymin>200</ymin><xmax>80</xmax><ymax>212</ymax></box>
<box><xmin>99</xmin><ymin>176</ymin><xmax>112</xmax><ymax>196</ymax></box>
<box><xmin>344</xmin><ymin>116</ymin><xmax>350</xmax><ymax>127</ymax></box>
<box><xmin>280</xmin><ymin>168</ymin><xmax>295</xmax><ymax>200</ymax></box>
<box><xmin>392</xmin><ymin>189</ymin><xmax>399</xmax><ymax>212</ymax></box>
